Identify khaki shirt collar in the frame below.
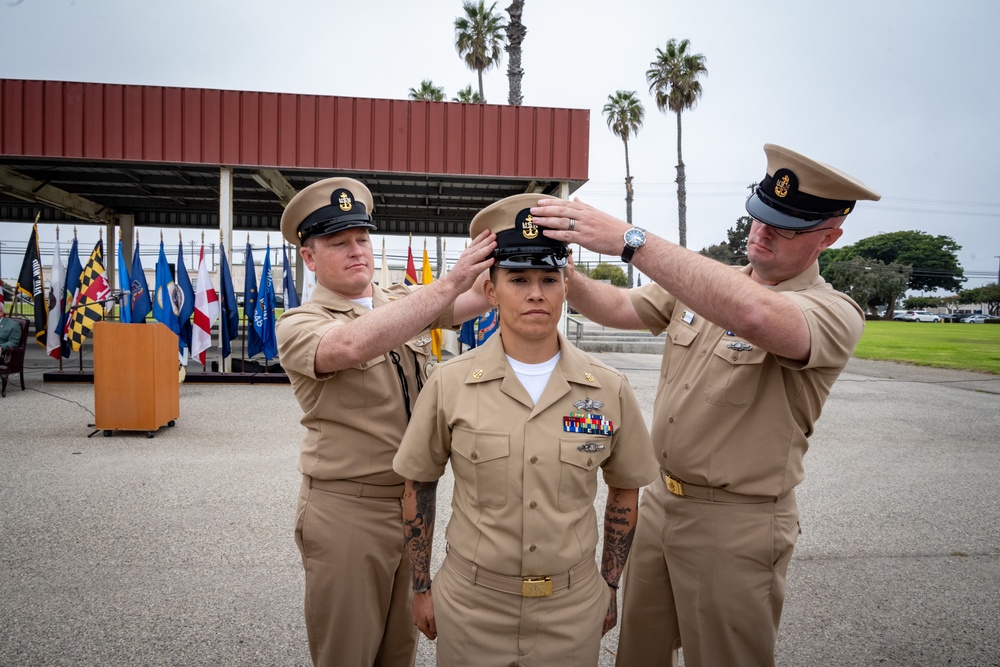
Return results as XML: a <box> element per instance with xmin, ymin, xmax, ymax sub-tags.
<box><xmin>309</xmin><ymin>281</ymin><xmax>388</xmax><ymax>315</ymax></box>
<box><xmin>746</xmin><ymin>261</ymin><xmax>824</xmax><ymax>294</ymax></box>
<box><xmin>465</xmin><ymin>331</ymin><xmax>603</xmax><ymax>415</ymax></box>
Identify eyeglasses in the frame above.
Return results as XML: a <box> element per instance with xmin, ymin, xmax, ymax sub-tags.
<box><xmin>766</xmin><ymin>224</ymin><xmax>836</xmax><ymax>240</ymax></box>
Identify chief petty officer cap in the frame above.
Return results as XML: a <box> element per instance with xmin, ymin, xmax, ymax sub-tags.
<box><xmin>745</xmin><ymin>143</ymin><xmax>881</xmax><ymax>232</ymax></box>
<box><xmin>280</xmin><ymin>177</ymin><xmax>376</xmax><ymax>247</ymax></box>
<box><xmin>470</xmin><ymin>193</ymin><xmax>569</xmax><ymax>269</ymax></box>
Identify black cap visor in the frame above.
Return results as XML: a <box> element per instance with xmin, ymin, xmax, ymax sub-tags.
<box><xmin>298</xmin><ymin>211</ymin><xmax>376</xmax><ymax>242</ymax></box>
<box><xmin>745</xmin><ymin>191</ymin><xmax>828</xmax><ymax>231</ymax></box>
<box><xmin>495</xmin><ymin>247</ymin><xmax>568</xmax><ymax>269</ymax></box>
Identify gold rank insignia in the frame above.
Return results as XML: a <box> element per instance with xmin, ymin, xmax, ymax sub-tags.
<box><xmin>472</xmin><ymin>369</ymin><xmax>484</xmax><ymax>379</ymax></box>
<box><xmin>522</xmin><ymin>214</ymin><xmax>539</xmax><ymax>239</ymax></box>
<box><xmin>338</xmin><ymin>191</ymin><xmax>353</xmax><ymax>211</ymax></box>
<box><xmin>584</xmin><ymin>372</ymin><xmax>595</xmax><ymax>382</ymax></box>
<box><xmin>774</xmin><ymin>174</ymin><xmax>790</xmax><ymax>198</ymax></box>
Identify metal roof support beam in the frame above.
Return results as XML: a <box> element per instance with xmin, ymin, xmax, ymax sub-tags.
<box><xmin>0</xmin><ymin>166</ymin><xmax>118</xmax><ymax>225</ymax></box>
<box><xmin>250</xmin><ymin>169</ymin><xmax>298</xmax><ymax>207</ymax></box>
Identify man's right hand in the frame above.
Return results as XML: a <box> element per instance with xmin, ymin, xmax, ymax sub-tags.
<box><xmin>412</xmin><ymin>590</ymin><xmax>437</xmax><ymax>640</ymax></box>
<box><xmin>442</xmin><ymin>229</ymin><xmax>496</xmax><ymax>293</ymax></box>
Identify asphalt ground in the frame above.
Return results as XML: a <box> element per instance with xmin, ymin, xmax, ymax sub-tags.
<box><xmin>2</xmin><ymin>343</ymin><xmax>998</xmax><ymax>666</ymax></box>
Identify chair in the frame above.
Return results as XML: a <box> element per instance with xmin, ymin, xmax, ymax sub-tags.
<box><xmin>0</xmin><ymin>317</ymin><xmax>29</xmax><ymax>397</ymax></box>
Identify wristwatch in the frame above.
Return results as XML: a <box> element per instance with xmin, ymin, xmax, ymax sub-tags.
<box><xmin>621</xmin><ymin>226</ymin><xmax>647</xmax><ymax>263</ymax></box>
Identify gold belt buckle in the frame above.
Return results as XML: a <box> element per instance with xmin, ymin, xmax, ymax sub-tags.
<box><xmin>665</xmin><ymin>474</ymin><xmax>685</xmax><ymax>497</ymax></box>
<box><xmin>521</xmin><ymin>577</ymin><xmax>553</xmax><ymax>598</ymax></box>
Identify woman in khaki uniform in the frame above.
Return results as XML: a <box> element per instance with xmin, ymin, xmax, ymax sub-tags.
<box><xmin>393</xmin><ymin>194</ymin><xmax>658</xmax><ymax>666</ymax></box>
<box><xmin>275</xmin><ymin>177</ymin><xmax>496</xmax><ymax>667</ymax></box>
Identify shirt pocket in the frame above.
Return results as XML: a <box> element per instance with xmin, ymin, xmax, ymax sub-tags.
<box><xmin>704</xmin><ymin>341</ymin><xmax>768</xmax><ymax>407</ymax></box>
<box><xmin>451</xmin><ymin>427</ymin><xmax>510</xmax><ymax>509</ymax></box>
<box><xmin>558</xmin><ymin>436</ymin><xmax>611</xmax><ymax>512</ymax></box>
<box><xmin>334</xmin><ymin>355</ymin><xmax>393</xmax><ymax>408</ymax></box>
<box><xmin>404</xmin><ymin>337</ymin><xmax>435</xmax><ymax>382</ymax></box>
<box><xmin>664</xmin><ymin>322</ymin><xmax>698</xmax><ymax>384</ymax></box>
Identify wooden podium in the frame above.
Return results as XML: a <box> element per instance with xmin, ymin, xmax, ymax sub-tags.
<box><xmin>94</xmin><ymin>321</ymin><xmax>180</xmax><ymax>437</ymax></box>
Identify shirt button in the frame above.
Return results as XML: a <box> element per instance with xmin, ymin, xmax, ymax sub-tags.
<box><xmin>530</xmin><ymin>456</ymin><xmax>538</xmax><ymax>464</ymax></box>
<box><xmin>529</xmin><ymin>501</ymin><xmax>537</xmax><ymax>509</ymax></box>
<box><xmin>661</xmin><ymin>452</ymin><xmax>667</xmax><ymax>458</ymax></box>
<box><xmin>684</xmin><ymin>383</ymin><xmax>690</xmax><ymax>390</ymax></box>
<box><xmin>471</xmin><ymin>452</ymin><xmax>479</xmax><ymax>460</ymax></box>
<box><xmin>731</xmin><ymin>354</ymin><xmax>739</xmax><ymax>361</ymax></box>
<box><xmin>587</xmin><ymin>458</ymin><xmax>593</xmax><ymax>466</ymax></box>
<box><xmin>529</xmin><ymin>545</ymin><xmax>537</xmax><ymax>552</ymax></box>
<box><xmin>668</xmin><ymin>417</ymin><xmax>674</xmax><ymax>423</ymax></box>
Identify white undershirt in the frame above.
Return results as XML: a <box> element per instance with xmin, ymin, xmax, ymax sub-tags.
<box><xmin>506</xmin><ymin>352</ymin><xmax>561</xmax><ymax>404</ymax></box>
<box><xmin>350</xmin><ymin>297</ymin><xmax>373</xmax><ymax>310</ymax></box>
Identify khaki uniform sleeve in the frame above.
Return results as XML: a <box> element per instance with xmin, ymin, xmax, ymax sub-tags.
<box><xmin>778</xmin><ymin>290</ymin><xmax>864</xmax><ymax>372</ymax></box>
<box><xmin>393</xmin><ymin>369</ymin><xmax>452</xmax><ymax>482</ymax></box>
<box><xmin>276</xmin><ymin>308</ymin><xmax>339</xmax><ymax>381</ymax></box>
<box><xmin>629</xmin><ymin>282</ymin><xmax>678</xmax><ymax>336</ymax></box>
<box><xmin>600</xmin><ymin>374</ymin><xmax>658</xmax><ymax>489</ymax></box>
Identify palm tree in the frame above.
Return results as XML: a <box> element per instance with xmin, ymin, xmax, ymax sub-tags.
<box><xmin>454</xmin><ymin>0</ymin><xmax>506</xmax><ymax>103</ymax></box>
<box><xmin>408</xmin><ymin>79</ymin><xmax>445</xmax><ymax>102</ymax></box>
<box><xmin>504</xmin><ymin>0</ymin><xmax>526</xmax><ymax>105</ymax></box>
<box><xmin>603</xmin><ymin>90</ymin><xmax>645</xmax><ymax>287</ymax></box>
<box><xmin>452</xmin><ymin>85</ymin><xmax>484</xmax><ymax>103</ymax></box>
<box><xmin>646</xmin><ymin>38</ymin><xmax>707</xmax><ymax>248</ymax></box>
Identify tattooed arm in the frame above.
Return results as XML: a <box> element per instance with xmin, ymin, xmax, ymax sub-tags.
<box><xmin>600</xmin><ymin>486</ymin><xmax>639</xmax><ymax>635</ymax></box>
<box><xmin>402</xmin><ymin>479</ymin><xmax>439</xmax><ymax>640</ymax></box>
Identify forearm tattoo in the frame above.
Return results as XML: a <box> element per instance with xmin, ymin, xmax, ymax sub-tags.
<box><xmin>403</xmin><ymin>480</ymin><xmax>438</xmax><ymax>591</ymax></box>
<box><xmin>601</xmin><ymin>488</ymin><xmax>639</xmax><ymax>587</ymax></box>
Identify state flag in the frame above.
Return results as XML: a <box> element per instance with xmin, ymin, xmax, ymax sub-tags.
<box><xmin>250</xmin><ymin>243</ymin><xmax>278</xmax><ymax>360</ymax></box>
<box><xmin>60</xmin><ymin>238</ymin><xmax>83</xmax><ymax>359</ymax></box>
<box><xmin>176</xmin><ymin>243</ymin><xmax>195</xmax><ymax>363</ymax></box>
<box><xmin>45</xmin><ymin>237</ymin><xmax>66</xmax><ymax>359</ymax></box>
<box><xmin>282</xmin><ymin>244</ymin><xmax>300</xmax><ymax>310</ymax></box>
<box><xmin>421</xmin><ymin>244</ymin><xmax>442</xmax><ymax>361</ymax></box>
<box><xmin>153</xmin><ymin>241</ymin><xmax>181</xmax><ymax>340</ymax></box>
<box><xmin>117</xmin><ymin>239</ymin><xmax>133</xmax><ymax>324</ymax></box>
<box><xmin>67</xmin><ymin>239</ymin><xmax>111</xmax><ymax>352</ymax></box>
<box><xmin>404</xmin><ymin>238</ymin><xmax>418</xmax><ymax>286</ymax></box>
<box><xmin>244</xmin><ymin>242</ymin><xmax>262</xmax><ymax>358</ymax></box>
<box><xmin>192</xmin><ymin>245</ymin><xmax>220</xmax><ymax>366</ymax></box>
<box><xmin>218</xmin><ymin>243</ymin><xmax>239</xmax><ymax>360</ymax></box>
<box><xmin>129</xmin><ymin>240</ymin><xmax>152</xmax><ymax>323</ymax></box>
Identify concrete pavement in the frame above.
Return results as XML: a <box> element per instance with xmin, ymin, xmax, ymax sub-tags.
<box><xmin>1</xmin><ymin>343</ymin><xmax>998</xmax><ymax>666</ymax></box>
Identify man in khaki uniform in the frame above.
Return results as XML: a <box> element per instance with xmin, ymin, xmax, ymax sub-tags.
<box><xmin>393</xmin><ymin>194</ymin><xmax>658</xmax><ymax>666</ymax></box>
<box><xmin>530</xmin><ymin>145</ymin><xmax>881</xmax><ymax>667</ymax></box>
<box><xmin>275</xmin><ymin>177</ymin><xmax>496</xmax><ymax>667</ymax></box>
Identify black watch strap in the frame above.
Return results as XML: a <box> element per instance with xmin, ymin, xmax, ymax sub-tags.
<box><xmin>621</xmin><ymin>244</ymin><xmax>638</xmax><ymax>264</ymax></box>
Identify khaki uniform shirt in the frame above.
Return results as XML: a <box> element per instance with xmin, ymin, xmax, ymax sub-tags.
<box><xmin>630</xmin><ymin>262</ymin><xmax>864</xmax><ymax>497</ymax></box>
<box><xmin>393</xmin><ymin>332</ymin><xmax>657</xmax><ymax>577</ymax></box>
<box><xmin>276</xmin><ymin>282</ymin><xmax>452</xmax><ymax>484</ymax></box>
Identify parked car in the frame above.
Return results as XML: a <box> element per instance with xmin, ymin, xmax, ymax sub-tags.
<box><xmin>892</xmin><ymin>311</ymin><xmax>910</xmax><ymax>321</ymax></box>
<box><xmin>939</xmin><ymin>312</ymin><xmax>966</xmax><ymax>323</ymax></box>
<box><xmin>961</xmin><ymin>314</ymin><xmax>992</xmax><ymax>324</ymax></box>
<box><xmin>895</xmin><ymin>310</ymin><xmax>941</xmax><ymax>322</ymax></box>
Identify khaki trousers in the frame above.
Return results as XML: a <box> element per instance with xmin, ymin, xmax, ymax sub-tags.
<box><xmin>295</xmin><ymin>476</ymin><xmax>418</xmax><ymax>667</ymax></box>
<box><xmin>434</xmin><ymin>552</ymin><xmax>608</xmax><ymax>666</ymax></box>
<box><xmin>615</xmin><ymin>478</ymin><xmax>799</xmax><ymax>667</ymax></box>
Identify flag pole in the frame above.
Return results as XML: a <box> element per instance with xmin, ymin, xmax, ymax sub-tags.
<box><xmin>264</xmin><ymin>233</ymin><xmax>270</xmax><ymax>374</ymax></box>
<box><xmin>241</xmin><ymin>233</ymin><xmax>248</xmax><ymax>372</ymax></box>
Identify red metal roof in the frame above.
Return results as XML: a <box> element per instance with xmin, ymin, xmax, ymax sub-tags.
<box><xmin>1</xmin><ymin>79</ymin><xmax>588</xmax><ymax>181</ymax></box>
<box><xmin>0</xmin><ymin>79</ymin><xmax>589</xmax><ymax>234</ymax></box>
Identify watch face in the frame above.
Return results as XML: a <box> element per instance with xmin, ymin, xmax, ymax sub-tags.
<box><xmin>625</xmin><ymin>228</ymin><xmax>646</xmax><ymax>247</ymax></box>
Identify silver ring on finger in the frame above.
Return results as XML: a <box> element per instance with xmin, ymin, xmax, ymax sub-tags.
<box><xmin>568</xmin><ymin>219</ymin><xmax>576</xmax><ymax>231</ymax></box>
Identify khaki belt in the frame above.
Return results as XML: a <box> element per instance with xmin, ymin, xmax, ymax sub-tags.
<box><xmin>663</xmin><ymin>471</ymin><xmax>781</xmax><ymax>504</ymax></box>
<box><xmin>445</xmin><ymin>549</ymin><xmax>596</xmax><ymax>598</ymax></box>
<box><xmin>308</xmin><ymin>477</ymin><xmax>405</xmax><ymax>499</ymax></box>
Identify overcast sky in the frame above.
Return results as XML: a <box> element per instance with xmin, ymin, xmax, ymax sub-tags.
<box><xmin>1</xmin><ymin>0</ymin><xmax>998</xmax><ymax>290</ymax></box>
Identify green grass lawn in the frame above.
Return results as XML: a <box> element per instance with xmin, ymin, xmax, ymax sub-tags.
<box><xmin>856</xmin><ymin>320</ymin><xmax>1000</xmax><ymax>374</ymax></box>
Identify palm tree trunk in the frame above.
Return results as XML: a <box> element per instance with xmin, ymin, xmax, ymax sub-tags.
<box><xmin>477</xmin><ymin>68</ymin><xmax>485</xmax><ymax>103</ymax></box>
<box><xmin>624</xmin><ymin>138</ymin><xmax>635</xmax><ymax>288</ymax></box>
<box><xmin>505</xmin><ymin>0</ymin><xmax>526</xmax><ymax>106</ymax></box>
<box><xmin>675</xmin><ymin>110</ymin><xmax>687</xmax><ymax>248</ymax></box>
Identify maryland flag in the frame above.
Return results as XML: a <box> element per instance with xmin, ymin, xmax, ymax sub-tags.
<box><xmin>15</xmin><ymin>224</ymin><xmax>48</xmax><ymax>346</ymax></box>
<box><xmin>421</xmin><ymin>244</ymin><xmax>442</xmax><ymax>361</ymax></box>
<box><xmin>67</xmin><ymin>239</ymin><xmax>111</xmax><ymax>352</ymax></box>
